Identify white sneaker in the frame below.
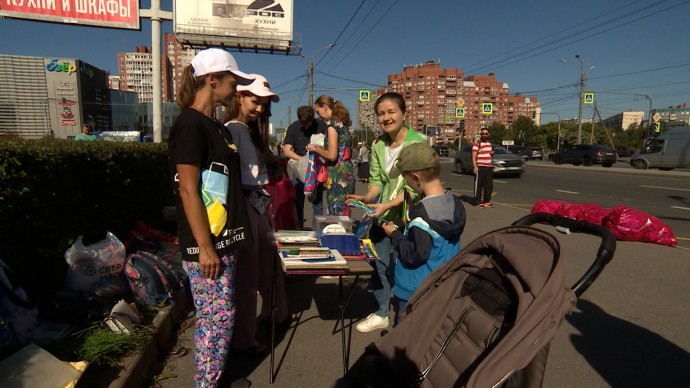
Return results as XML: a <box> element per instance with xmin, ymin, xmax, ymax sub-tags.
<box><xmin>355</xmin><ymin>313</ymin><xmax>389</xmax><ymax>333</ymax></box>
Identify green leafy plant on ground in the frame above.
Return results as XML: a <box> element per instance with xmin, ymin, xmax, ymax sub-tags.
<box><xmin>75</xmin><ymin>323</ymin><xmax>152</xmax><ymax>366</ymax></box>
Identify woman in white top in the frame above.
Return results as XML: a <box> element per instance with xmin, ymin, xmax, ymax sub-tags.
<box><xmin>224</xmin><ymin>74</ymin><xmax>290</xmax><ymax>352</ymax></box>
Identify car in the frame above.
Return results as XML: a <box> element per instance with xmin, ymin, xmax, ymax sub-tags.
<box><xmin>432</xmin><ymin>145</ymin><xmax>449</xmax><ymax>157</ymax></box>
<box><xmin>454</xmin><ymin>144</ymin><xmax>525</xmax><ymax>177</ymax></box>
<box><xmin>528</xmin><ymin>146</ymin><xmax>544</xmax><ymax>160</ymax></box>
<box><xmin>506</xmin><ymin>146</ymin><xmax>544</xmax><ymax>160</ymax></box>
<box><xmin>552</xmin><ymin>144</ymin><xmax>617</xmax><ymax>167</ymax></box>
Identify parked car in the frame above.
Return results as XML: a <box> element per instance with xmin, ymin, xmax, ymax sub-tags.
<box><xmin>630</xmin><ymin>126</ymin><xmax>690</xmax><ymax>170</ymax></box>
<box><xmin>432</xmin><ymin>145</ymin><xmax>450</xmax><ymax>157</ymax></box>
<box><xmin>454</xmin><ymin>144</ymin><xmax>525</xmax><ymax>177</ymax></box>
<box><xmin>528</xmin><ymin>146</ymin><xmax>544</xmax><ymax>160</ymax></box>
<box><xmin>552</xmin><ymin>144</ymin><xmax>617</xmax><ymax>167</ymax></box>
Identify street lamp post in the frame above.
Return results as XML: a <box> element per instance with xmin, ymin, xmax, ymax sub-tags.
<box><xmin>308</xmin><ymin>43</ymin><xmax>335</xmax><ymax>106</ymax></box>
<box><xmin>561</xmin><ymin>55</ymin><xmax>594</xmax><ymax>144</ymax></box>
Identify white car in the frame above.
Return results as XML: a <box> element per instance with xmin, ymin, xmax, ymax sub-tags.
<box><xmin>454</xmin><ymin>144</ymin><xmax>525</xmax><ymax>177</ymax></box>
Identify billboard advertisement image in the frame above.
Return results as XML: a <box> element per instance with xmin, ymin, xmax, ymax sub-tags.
<box><xmin>0</xmin><ymin>0</ymin><xmax>140</xmax><ymax>30</ymax></box>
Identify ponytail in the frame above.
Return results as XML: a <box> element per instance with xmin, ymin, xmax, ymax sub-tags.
<box><xmin>176</xmin><ymin>65</ymin><xmax>208</xmax><ymax>110</ymax></box>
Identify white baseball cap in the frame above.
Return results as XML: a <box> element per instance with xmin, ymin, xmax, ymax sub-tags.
<box><xmin>191</xmin><ymin>48</ymin><xmax>254</xmax><ymax>85</ymax></box>
<box><xmin>237</xmin><ymin>74</ymin><xmax>280</xmax><ymax>102</ymax></box>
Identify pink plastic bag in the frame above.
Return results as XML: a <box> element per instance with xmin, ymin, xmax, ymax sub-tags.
<box><xmin>266</xmin><ymin>159</ymin><xmax>299</xmax><ymax>231</ymax></box>
<box><xmin>531</xmin><ymin>199</ymin><xmax>567</xmax><ymax>215</ymax></box>
<box><xmin>603</xmin><ymin>205</ymin><xmax>677</xmax><ymax>246</ymax></box>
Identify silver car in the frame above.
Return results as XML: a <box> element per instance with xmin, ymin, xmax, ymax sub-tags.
<box><xmin>454</xmin><ymin>144</ymin><xmax>525</xmax><ymax>177</ymax></box>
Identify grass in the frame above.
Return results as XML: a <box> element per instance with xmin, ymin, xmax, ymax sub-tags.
<box><xmin>74</xmin><ymin>323</ymin><xmax>152</xmax><ymax>367</ymax></box>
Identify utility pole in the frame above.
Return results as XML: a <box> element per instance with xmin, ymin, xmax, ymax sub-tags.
<box><xmin>576</xmin><ymin>55</ymin><xmax>586</xmax><ymax>145</ymax></box>
<box><xmin>590</xmin><ymin>101</ymin><xmax>597</xmax><ymax>144</ymax></box>
<box><xmin>307</xmin><ymin>43</ymin><xmax>335</xmax><ymax>107</ymax></box>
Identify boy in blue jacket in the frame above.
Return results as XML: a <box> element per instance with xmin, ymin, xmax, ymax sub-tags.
<box><xmin>381</xmin><ymin>142</ymin><xmax>466</xmax><ymax>323</ymax></box>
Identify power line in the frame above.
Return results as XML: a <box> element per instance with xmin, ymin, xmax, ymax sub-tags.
<box><xmin>316</xmin><ymin>0</ymin><xmax>368</xmax><ymax>67</ymax></box>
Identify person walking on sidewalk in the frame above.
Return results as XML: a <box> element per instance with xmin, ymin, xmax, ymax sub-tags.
<box><xmin>346</xmin><ymin>92</ymin><xmax>425</xmax><ymax>333</ymax></box>
<box><xmin>472</xmin><ymin>127</ymin><xmax>495</xmax><ymax>208</ymax></box>
<box><xmin>223</xmin><ymin>74</ymin><xmax>290</xmax><ymax>354</ymax></box>
<box><xmin>168</xmin><ymin>48</ymin><xmax>255</xmax><ymax>387</ymax></box>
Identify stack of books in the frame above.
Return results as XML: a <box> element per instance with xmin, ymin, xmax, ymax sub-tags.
<box><xmin>275</xmin><ymin>230</ymin><xmax>348</xmax><ymax>274</ymax></box>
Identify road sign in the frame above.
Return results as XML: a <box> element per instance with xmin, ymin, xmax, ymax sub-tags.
<box><xmin>654</xmin><ymin>122</ymin><xmax>661</xmax><ymax>132</ymax></box>
<box><xmin>584</xmin><ymin>92</ymin><xmax>594</xmax><ymax>104</ymax></box>
<box><xmin>502</xmin><ymin>140</ymin><xmax>514</xmax><ymax>146</ymax></box>
<box><xmin>482</xmin><ymin>102</ymin><xmax>493</xmax><ymax>115</ymax></box>
<box><xmin>455</xmin><ymin>107</ymin><xmax>465</xmax><ymax>118</ymax></box>
<box><xmin>359</xmin><ymin>90</ymin><xmax>370</xmax><ymax>102</ymax></box>
<box><xmin>653</xmin><ymin>113</ymin><xmax>661</xmax><ymax>122</ymax></box>
<box><xmin>456</xmin><ymin>98</ymin><xmax>465</xmax><ymax>106</ymax></box>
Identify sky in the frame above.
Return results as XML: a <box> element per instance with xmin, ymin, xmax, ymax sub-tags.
<box><xmin>1</xmin><ymin>0</ymin><xmax>689</xmax><ymax>129</ymax></box>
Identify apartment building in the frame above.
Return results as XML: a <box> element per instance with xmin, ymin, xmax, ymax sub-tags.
<box><xmin>383</xmin><ymin>61</ymin><xmax>540</xmax><ymax>144</ymax></box>
<box><xmin>117</xmin><ymin>45</ymin><xmax>175</xmax><ymax>103</ymax></box>
<box><xmin>165</xmin><ymin>33</ymin><xmax>199</xmax><ymax>103</ymax></box>
<box><xmin>601</xmin><ymin>111</ymin><xmax>644</xmax><ymax>131</ymax></box>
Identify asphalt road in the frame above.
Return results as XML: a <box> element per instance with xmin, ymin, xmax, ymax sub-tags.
<box><xmin>156</xmin><ymin>162</ymin><xmax>690</xmax><ymax>387</ymax></box>
<box><xmin>444</xmin><ymin>158</ymin><xmax>690</xmax><ymax>250</ymax></box>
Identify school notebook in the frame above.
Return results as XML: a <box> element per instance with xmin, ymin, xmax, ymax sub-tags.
<box><xmin>320</xmin><ymin>233</ymin><xmax>362</xmax><ymax>257</ymax></box>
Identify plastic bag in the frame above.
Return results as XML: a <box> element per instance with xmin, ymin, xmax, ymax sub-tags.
<box><xmin>604</xmin><ymin>205</ymin><xmax>677</xmax><ymax>246</ymax></box>
<box><xmin>64</xmin><ymin>232</ymin><xmax>126</xmax><ymax>292</ymax></box>
<box><xmin>287</xmin><ymin>154</ymin><xmax>309</xmax><ymax>183</ymax></box>
<box><xmin>266</xmin><ymin>158</ymin><xmax>300</xmax><ymax>231</ymax></box>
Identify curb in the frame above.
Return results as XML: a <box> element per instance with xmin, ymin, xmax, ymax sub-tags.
<box><xmin>108</xmin><ymin>291</ymin><xmax>192</xmax><ymax>388</ymax></box>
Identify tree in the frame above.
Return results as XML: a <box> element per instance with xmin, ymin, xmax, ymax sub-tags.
<box><xmin>512</xmin><ymin>115</ymin><xmax>541</xmax><ymax>146</ymax></box>
<box><xmin>488</xmin><ymin>122</ymin><xmax>507</xmax><ymax>144</ymax></box>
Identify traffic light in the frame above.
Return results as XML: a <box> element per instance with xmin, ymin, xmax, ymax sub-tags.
<box><xmin>459</xmin><ymin>120</ymin><xmax>465</xmax><ymax>135</ymax></box>
<box><xmin>532</xmin><ymin>111</ymin><xmax>536</xmax><ymax>119</ymax></box>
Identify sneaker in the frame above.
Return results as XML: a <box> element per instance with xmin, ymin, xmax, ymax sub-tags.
<box><xmin>476</xmin><ymin>202</ymin><xmax>487</xmax><ymax>208</ymax></box>
<box><xmin>355</xmin><ymin>313</ymin><xmax>389</xmax><ymax>333</ymax></box>
<box><xmin>483</xmin><ymin>202</ymin><xmax>495</xmax><ymax>208</ymax></box>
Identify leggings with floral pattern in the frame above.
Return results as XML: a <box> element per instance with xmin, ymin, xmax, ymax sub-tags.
<box><xmin>184</xmin><ymin>254</ymin><xmax>236</xmax><ymax>388</ymax></box>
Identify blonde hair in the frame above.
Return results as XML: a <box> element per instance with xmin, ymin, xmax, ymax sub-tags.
<box><xmin>315</xmin><ymin>95</ymin><xmax>352</xmax><ymax>127</ymax></box>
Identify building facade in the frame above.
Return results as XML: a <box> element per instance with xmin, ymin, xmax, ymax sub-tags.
<box><xmin>165</xmin><ymin>33</ymin><xmax>199</xmax><ymax>103</ymax></box>
<box><xmin>374</xmin><ymin>61</ymin><xmax>540</xmax><ymax>144</ymax></box>
<box><xmin>601</xmin><ymin>111</ymin><xmax>644</xmax><ymax>131</ymax></box>
<box><xmin>0</xmin><ymin>54</ymin><xmax>111</xmax><ymax>139</ymax></box>
<box><xmin>652</xmin><ymin>104</ymin><xmax>690</xmax><ymax>127</ymax></box>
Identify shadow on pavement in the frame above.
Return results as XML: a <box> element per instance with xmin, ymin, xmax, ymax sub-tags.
<box><xmin>567</xmin><ymin>299</ymin><xmax>690</xmax><ymax>387</ymax></box>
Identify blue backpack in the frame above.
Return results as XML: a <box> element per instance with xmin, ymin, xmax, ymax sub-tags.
<box><xmin>124</xmin><ymin>251</ymin><xmax>185</xmax><ymax>306</ymax></box>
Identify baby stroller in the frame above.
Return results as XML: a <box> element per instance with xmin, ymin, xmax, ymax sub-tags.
<box><xmin>337</xmin><ymin>213</ymin><xmax>616</xmax><ymax>388</ymax></box>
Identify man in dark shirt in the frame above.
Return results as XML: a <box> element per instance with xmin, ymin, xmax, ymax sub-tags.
<box><xmin>283</xmin><ymin>106</ymin><xmax>326</xmax><ymax>229</ymax></box>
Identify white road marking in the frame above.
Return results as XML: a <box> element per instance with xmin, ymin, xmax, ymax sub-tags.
<box><xmin>494</xmin><ymin>179</ymin><xmax>507</xmax><ymax>184</ymax></box>
<box><xmin>641</xmin><ymin>185</ymin><xmax>690</xmax><ymax>192</ymax></box>
<box><xmin>671</xmin><ymin>206</ymin><xmax>690</xmax><ymax>211</ymax></box>
<box><xmin>555</xmin><ymin>189</ymin><xmax>580</xmax><ymax>194</ymax></box>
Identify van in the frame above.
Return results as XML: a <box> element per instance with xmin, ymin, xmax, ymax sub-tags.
<box><xmin>630</xmin><ymin>127</ymin><xmax>690</xmax><ymax>170</ymax></box>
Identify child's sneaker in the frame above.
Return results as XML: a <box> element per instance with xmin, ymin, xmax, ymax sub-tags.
<box><xmin>355</xmin><ymin>313</ymin><xmax>389</xmax><ymax>333</ymax></box>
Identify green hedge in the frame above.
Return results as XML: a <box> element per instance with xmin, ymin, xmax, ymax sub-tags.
<box><xmin>0</xmin><ymin>138</ymin><xmax>174</xmax><ymax>304</ymax></box>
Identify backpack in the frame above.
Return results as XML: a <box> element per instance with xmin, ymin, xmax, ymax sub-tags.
<box><xmin>124</xmin><ymin>251</ymin><xmax>185</xmax><ymax>306</ymax></box>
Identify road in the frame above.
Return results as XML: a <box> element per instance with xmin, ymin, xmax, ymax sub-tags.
<box><xmin>443</xmin><ymin>159</ymin><xmax>690</xmax><ymax>250</ymax></box>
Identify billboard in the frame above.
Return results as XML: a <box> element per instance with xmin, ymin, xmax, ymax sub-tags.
<box><xmin>0</xmin><ymin>0</ymin><xmax>140</xmax><ymax>30</ymax></box>
<box><xmin>174</xmin><ymin>0</ymin><xmax>298</xmax><ymax>54</ymax></box>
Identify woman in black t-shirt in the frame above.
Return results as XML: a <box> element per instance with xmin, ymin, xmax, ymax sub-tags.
<box><xmin>167</xmin><ymin>48</ymin><xmax>254</xmax><ymax>387</ymax></box>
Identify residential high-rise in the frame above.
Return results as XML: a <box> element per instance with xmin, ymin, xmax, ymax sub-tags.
<box><xmin>117</xmin><ymin>45</ymin><xmax>175</xmax><ymax>103</ymax></box>
<box><xmin>383</xmin><ymin>61</ymin><xmax>540</xmax><ymax>144</ymax></box>
<box><xmin>165</xmin><ymin>33</ymin><xmax>199</xmax><ymax>103</ymax></box>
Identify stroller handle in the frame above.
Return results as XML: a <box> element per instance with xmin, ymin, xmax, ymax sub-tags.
<box><xmin>512</xmin><ymin>212</ymin><xmax>616</xmax><ymax>297</ymax></box>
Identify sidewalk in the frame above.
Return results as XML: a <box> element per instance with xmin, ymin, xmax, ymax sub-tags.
<box><xmin>141</xmin><ymin>180</ymin><xmax>531</xmax><ymax>387</ymax></box>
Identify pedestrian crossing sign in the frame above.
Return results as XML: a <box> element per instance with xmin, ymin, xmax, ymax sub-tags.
<box><xmin>654</xmin><ymin>122</ymin><xmax>661</xmax><ymax>132</ymax></box>
<box><xmin>455</xmin><ymin>107</ymin><xmax>465</xmax><ymax>118</ymax></box>
<box><xmin>482</xmin><ymin>102</ymin><xmax>493</xmax><ymax>115</ymax></box>
<box><xmin>584</xmin><ymin>92</ymin><xmax>594</xmax><ymax>104</ymax></box>
<box><xmin>359</xmin><ymin>90</ymin><xmax>370</xmax><ymax>102</ymax></box>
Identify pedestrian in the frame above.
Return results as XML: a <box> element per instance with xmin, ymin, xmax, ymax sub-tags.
<box><xmin>346</xmin><ymin>92</ymin><xmax>426</xmax><ymax>333</ymax></box>
<box><xmin>167</xmin><ymin>48</ymin><xmax>254</xmax><ymax>387</ymax></box>
<box><xmin>75</xmin><ymin>124</ymin><xmax>97</xmax><ymax>141</ymax></box>
<box><xmin>222</xmin><ymin>74</ymin><xmax>291</xmax><ymax>353</ymax></box>
<box><xmin>381</xmin><ymin>142</ymin><xmax>466</xmax><ymax>324</ymax></box>
<box><xmin>357</xmin><ymin>142</ymin><xmax>370</xmax><ymax>183</ymax></box>
<box><xmin>283</xmin><ymin>106</ymin><xmax>326</xmax><ymax>229</ymax></box>
<box><xmin>472</xmin><ymin>127</ymin><xmax>495</xmax><ymax>208</ymax></box>
<box><xmin>309</xmin><ymin>95</ymin><xmax>356</xmax><ymax>217</ymax></box>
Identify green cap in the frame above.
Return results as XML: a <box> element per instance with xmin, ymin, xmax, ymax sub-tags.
<box><xmin>389</xmin><ymin>142</ymin><xmax>440</xmax><ymax>179</ymax></box>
